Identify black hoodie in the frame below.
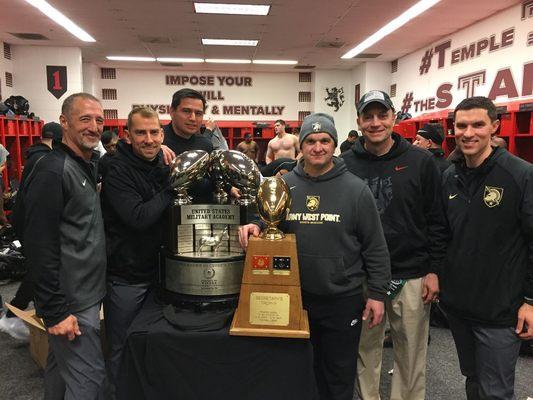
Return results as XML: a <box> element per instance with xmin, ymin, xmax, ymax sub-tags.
<box><xmin>341</xmin><ymin>133</ymin><xmax>447</xmax><ymax>279</ymax></box>
<box><xmin>280</xmin><ymin>158</ymin><xmax>391</xmax><ymax>300</ymax></box>
<box><xmin>102</xmin><ymin>141</ymin><xmax>172</xmax><ymax>284</ymax></box>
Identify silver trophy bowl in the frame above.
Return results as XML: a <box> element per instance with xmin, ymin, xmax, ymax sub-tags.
<box><xmin>220</xmin><ymin>150</ymin><xmax>261</xmax><ymax>206</ymax></box>
<box><xmin>170</xmin><ymin>150</ymin><xmax>210</xmax><ymax>205</ymax></box>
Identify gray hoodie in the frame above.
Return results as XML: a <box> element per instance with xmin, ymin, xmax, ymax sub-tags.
<box><xmin>281</xmin><ymin>158</ymin><xmax>390</xmax><ymax>300</ymax></box>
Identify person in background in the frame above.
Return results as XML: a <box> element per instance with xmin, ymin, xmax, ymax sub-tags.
<box><xmin>98</xmin><ymin>130</ymin><xmax>119</xmax><ymax>182</ymax></box>
<box><xmin>265</xmin><ymin>119</ymin><xmax>299</xmax><ymax>163</ymax></box>
<box><xmin>237</xmin><ymin>132</ymin><xmax>259</xmax><ymax>163</ymax></box>
<box><xmin>0</xmin><ymin>121</ymin><xmax>63</xmax><ymax>341</ymax></box>
<box><xmin>340</xmin><ymin>130</ymin><xmax>359</xmax><ymax>153</ymax></box>
<box><xmin>413</xmin><ymin>123</ymin><xmax>451</xmax><ymax>173</ymax></box>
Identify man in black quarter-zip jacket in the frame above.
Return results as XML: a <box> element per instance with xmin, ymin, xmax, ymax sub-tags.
<box><xmin>21</xmin><ymin>93</ymin><xmax>107</xmax><ymax>400</ymax></box>
<box><xmin>441</xmin><ymin>96</ymin><xmax>533</xmax><ymax>400</ymax></box>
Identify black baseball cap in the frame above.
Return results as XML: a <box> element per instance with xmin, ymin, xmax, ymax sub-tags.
<box><xmin>42</xmin><ymin>122</ymin><xmax>62</xmax><ymax>141</ymax></box>
<box><xmin>357</xmin><ymin>90</ymin><xmax>395</xmax><ymax>114</ymax></box>
<box><xmin>417</xmin><ymin>123</ymin><xmax>444</xmax><ymax>145</ymax></box>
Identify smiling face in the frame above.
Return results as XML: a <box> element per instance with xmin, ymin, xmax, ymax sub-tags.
<box><xmin>127</xmin><ymin>113</ymin><xmax>163</xmax><ymax>161</ymax></box>
<box><xmin>357</xmin><ymin>103</ymin><xmax>395</xmax><ymax>150</ymax></box>
<box><xmin>454</xmin><ymin>108</ymin><xmax>500</xmax><ymax>167</ymax></box>
<box><xmin>60</xmin><ymin>97</ymin><xmax>104</xmax><ymax>159</ymax></box>
<box><xmin>301</xmin><ymin>132</ymin><xmax>335</xmax><ymax>176</ymax></box>
<box><xmin>169</xmin><ymin>97</ymin><xmax>205</xmax><ymax>138</ymax></box>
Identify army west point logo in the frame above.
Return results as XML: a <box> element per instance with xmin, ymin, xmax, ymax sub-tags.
<box><xmin>306</xmin><ymin>195</ymin><xmax>320</xmax><ymax>211</ymax></box>
<box><xmin>484</xmin><ymin>186</ymin><xmax>504</xmax><ymax>208</ymax></box>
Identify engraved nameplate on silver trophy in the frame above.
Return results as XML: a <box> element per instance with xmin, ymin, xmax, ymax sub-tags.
<box><xmin>165</xmin><ymin>259</ymin><xmax>244</xmax><ymax>295</ymax></box>
<box><xmin>173</xmin><ymin>204</ymin><xmax>243</xmax><ymax>259</ymax></box>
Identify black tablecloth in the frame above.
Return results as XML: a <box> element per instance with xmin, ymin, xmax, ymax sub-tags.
<box><xmin>117</xmin><ymin>294</ymin><xmax>318</xmax><ymax>400</ymax></box>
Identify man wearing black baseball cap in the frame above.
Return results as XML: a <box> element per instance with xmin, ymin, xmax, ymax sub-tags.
<box><xmin>413</xmin><ymin>123</ymin><xmax>451</xmax><ymax>173</ymax></box>
<box><xmin>341</xmin><ymin>90</ymin><xmax>447</xmax><ymax>400</ymax></box>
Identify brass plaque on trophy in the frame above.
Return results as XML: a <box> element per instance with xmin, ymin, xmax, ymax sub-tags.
<box><xmin>230</xmin><ymin>177</ymin><xmax>310</xmax><ymax>339</ymax></box>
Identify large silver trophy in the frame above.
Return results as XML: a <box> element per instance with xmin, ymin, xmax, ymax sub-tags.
<box><xmin>220</xmin><ymin>150</ymin><xmax>261</xmax><ymax>206</ymax></box>
<box><xmin>161</xmin><ymin>150</ymin><xmax>260</xmax><ymax>309</ymax></box>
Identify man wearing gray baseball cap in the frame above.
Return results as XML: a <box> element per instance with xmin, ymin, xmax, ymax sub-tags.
<box><xmin>239</xmin><ymin>112</ymin><xmax>391</xmax><ymax>400</ymax></box>
<box><xmin>342</xmin><ymin>90</ymin><xmax>447</xmax><ymax>400</ymax></box>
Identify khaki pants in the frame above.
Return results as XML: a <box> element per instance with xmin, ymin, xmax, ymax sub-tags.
<box><xmin>357</xmin><ymin>277</ymin><xmax>430</xmax><ymax>400</ymax></box>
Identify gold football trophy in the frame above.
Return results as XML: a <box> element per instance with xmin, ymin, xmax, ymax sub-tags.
<box><xmin>230</xmin><ymin>177</ymin><xmax>310</xmax><ymax>338</ymax></box>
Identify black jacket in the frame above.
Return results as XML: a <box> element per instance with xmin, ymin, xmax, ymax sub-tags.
<box><xmin>22</xmin><ymin>142</ymin><xmax>106</xmax><ymax>327</ymax></box>
<box><xmin>428</xmin><ymin>148</ymin><xmax>451</xmax><ymax>174</ymax></box>
<box><xmin>441</xmin><ymin>148</ymin><xmax>533</xmax><ymax>326</ymax></box>
<box><xmin>12</xmin><ymin>143</ymin><xmax>52</xmax><ymax>238</ymax></box>
<box><xmin>102</xmin><ymin>141</ymin><xmax>172</xmax><ymax>284</ymax></box>
<box><xmin>341</xmin><ymin>133</ymin><xmax>447</xmax><ymax>279</ymax></box>
<box><xmin>281</xmin><ymin>159</ymin><xmax>391</xmax><ymax>299</ymax></box>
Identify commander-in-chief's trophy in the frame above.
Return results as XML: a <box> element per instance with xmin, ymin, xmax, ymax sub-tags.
<box><xmin>230</xmin><ymin>177</ymin><xmax>310</xmax><ymax>338</ymax></box>
<box><xmin>160</xmin><ymin>150</ymin><xmax>260</xmax><ymax>310</ymax></box>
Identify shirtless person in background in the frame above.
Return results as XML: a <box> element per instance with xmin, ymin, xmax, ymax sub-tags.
<box><xmin>237</xmin><ymin>133</ymin><xmax>259</xmax><ymax>162</ymax></box>
<box><xmin>265</xmin><ymin>119</ymin><xmax>299</xmax><ymax>163</ymax></box>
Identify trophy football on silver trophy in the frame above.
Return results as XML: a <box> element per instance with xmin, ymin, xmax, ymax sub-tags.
<box><xmin>161</xmin><ymin>149</ymin><xmax>260</xmax><ymax>309</ymax></box>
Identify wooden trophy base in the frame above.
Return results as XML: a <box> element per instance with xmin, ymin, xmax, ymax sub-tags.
<box><xmin>230</xmin><ymin>234</ymin><xmax>310</xmax><ymax>339</ymax></box>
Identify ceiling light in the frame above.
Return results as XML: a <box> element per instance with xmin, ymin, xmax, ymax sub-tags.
<box><xmin>157</xmin><ymin>57</ymin><xmax>204</xmax><ymax>63</ymax></box>
<box><xmin>341</xmin><ymin>0</ymin><xmax>441</xmax><ymax>59</ymax></box>
<box><xmin>202</xmin><ymin>39</ymin><xmax>258</xmax><ymax>46</ymax></box>
<box><xmin>194</xmin><ymin>3</ymin><xmax>270</xmax><ymax>16</ymax></box>
<box><xmin>106</xmin><ymin>56</ymin><xmax>156</xmax><ymax>62</ymax></box>
<box><xmin>252</xmin><ymin>60</ymin><xmax>298</xmax><ymax>65</ymax></box>
<box><xmin>24</xmin><ymin>0</ymin><xmax>96</xmax><ymax>42</ymax></box>
<box><xmin>205</xmin><ymin>59</ymin><xmax>251</xmax><ymax>64</ymax></box>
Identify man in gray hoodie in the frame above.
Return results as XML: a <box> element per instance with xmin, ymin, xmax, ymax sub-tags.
<box><xmin>239</xmin><ymin>113</ymin><xmax>391</xmax><ymax>400</ymax></box>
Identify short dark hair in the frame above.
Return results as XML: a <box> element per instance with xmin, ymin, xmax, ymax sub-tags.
<box><xmin>454</xmin><ymin>96</ymin><xmax>498</xmax><ymax>122</ymax></box>
<box><xmin>61</xmin><ymin>92</ymin><xmax>100</xmax><ymax>116</ymax></box>
<box><xmin>275</xmin><ymin>119</ymin><xmax>286</xmax><ymax>126</ymax></box>
<box><xmin>171</xmin><ymin>88</ymin><xmax>206</xmax><ymax>111</ymax></box>
<box><xmin>101</xmin><ymin>130</ymin><xmax>118</xmax><ymax>145</ymax></box>
<box><xmin>348</xmin><ymin>130</ymin><xmax>358</xmax><ymax>138</ymax></box>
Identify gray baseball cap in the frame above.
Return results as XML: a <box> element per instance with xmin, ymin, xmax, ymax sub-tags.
<box><xmin>357</xmin><ymin>90</ymin><xmax>395</xmax><ymax>114</ymax></box>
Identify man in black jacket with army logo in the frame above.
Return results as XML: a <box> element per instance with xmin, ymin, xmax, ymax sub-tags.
<box><xmin>341</xmin><ymin>90</ymin><xmax>447</xmax><ymax>400</ymax></box>
<box><xmin>239</xmin><ymin>113</ymin><xmax>391</xmax><ymax>400</ymax></box>
<box><xmin>22</xmin><ymin>93</ymin><xmax>107</xmax><ymax>399</ymax></box>
<box><xmin>441</xmin><ymin>96</ymin><xmax>533</xmax><ymax>400</ymax></box>
<box><xmin>102</xmin><ymin>107</ymin><xmax>171</xmax><ymax>386</ymax></box>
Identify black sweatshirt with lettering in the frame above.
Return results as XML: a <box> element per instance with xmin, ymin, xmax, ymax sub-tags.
<box><xmin>280</xmin><ymin>158</ymin><xmax>391</xmax><ymax>301</ymax></box>
<box><xmin>341</xmin><ymin>133</ymin><xmax>447</xmax><ymax>279</ymax></box>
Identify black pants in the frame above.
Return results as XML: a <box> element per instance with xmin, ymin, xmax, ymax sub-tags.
<box><xmin>447</xmin><ymin>312</ymin><xmax>521</xmax><ymax>400</ymax></box>
<box><xmin>303</xmin><ymin>292</ymin><xmax>364</xmax><ymax>400</ymax></box>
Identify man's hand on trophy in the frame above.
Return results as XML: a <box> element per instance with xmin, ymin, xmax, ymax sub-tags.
<box><xmin>230</xmin><ymin>186</ymin><xmax>241</xmax><ymax>199</ymax></box>
<box><xmin>238</xmin><ymin>223</ymin><xmax>261</xmax><ymax>249</ymax></box>
<box><xmin>161</xmin><ymin>145</ymin><xmax>176</xmax><ymax>166</ymax></box>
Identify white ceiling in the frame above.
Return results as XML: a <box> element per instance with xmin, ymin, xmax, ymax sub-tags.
<box><xmin>0</xmin><ymin>0</ymin><xmax>521</xmax><ymax>72</ymax></box>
